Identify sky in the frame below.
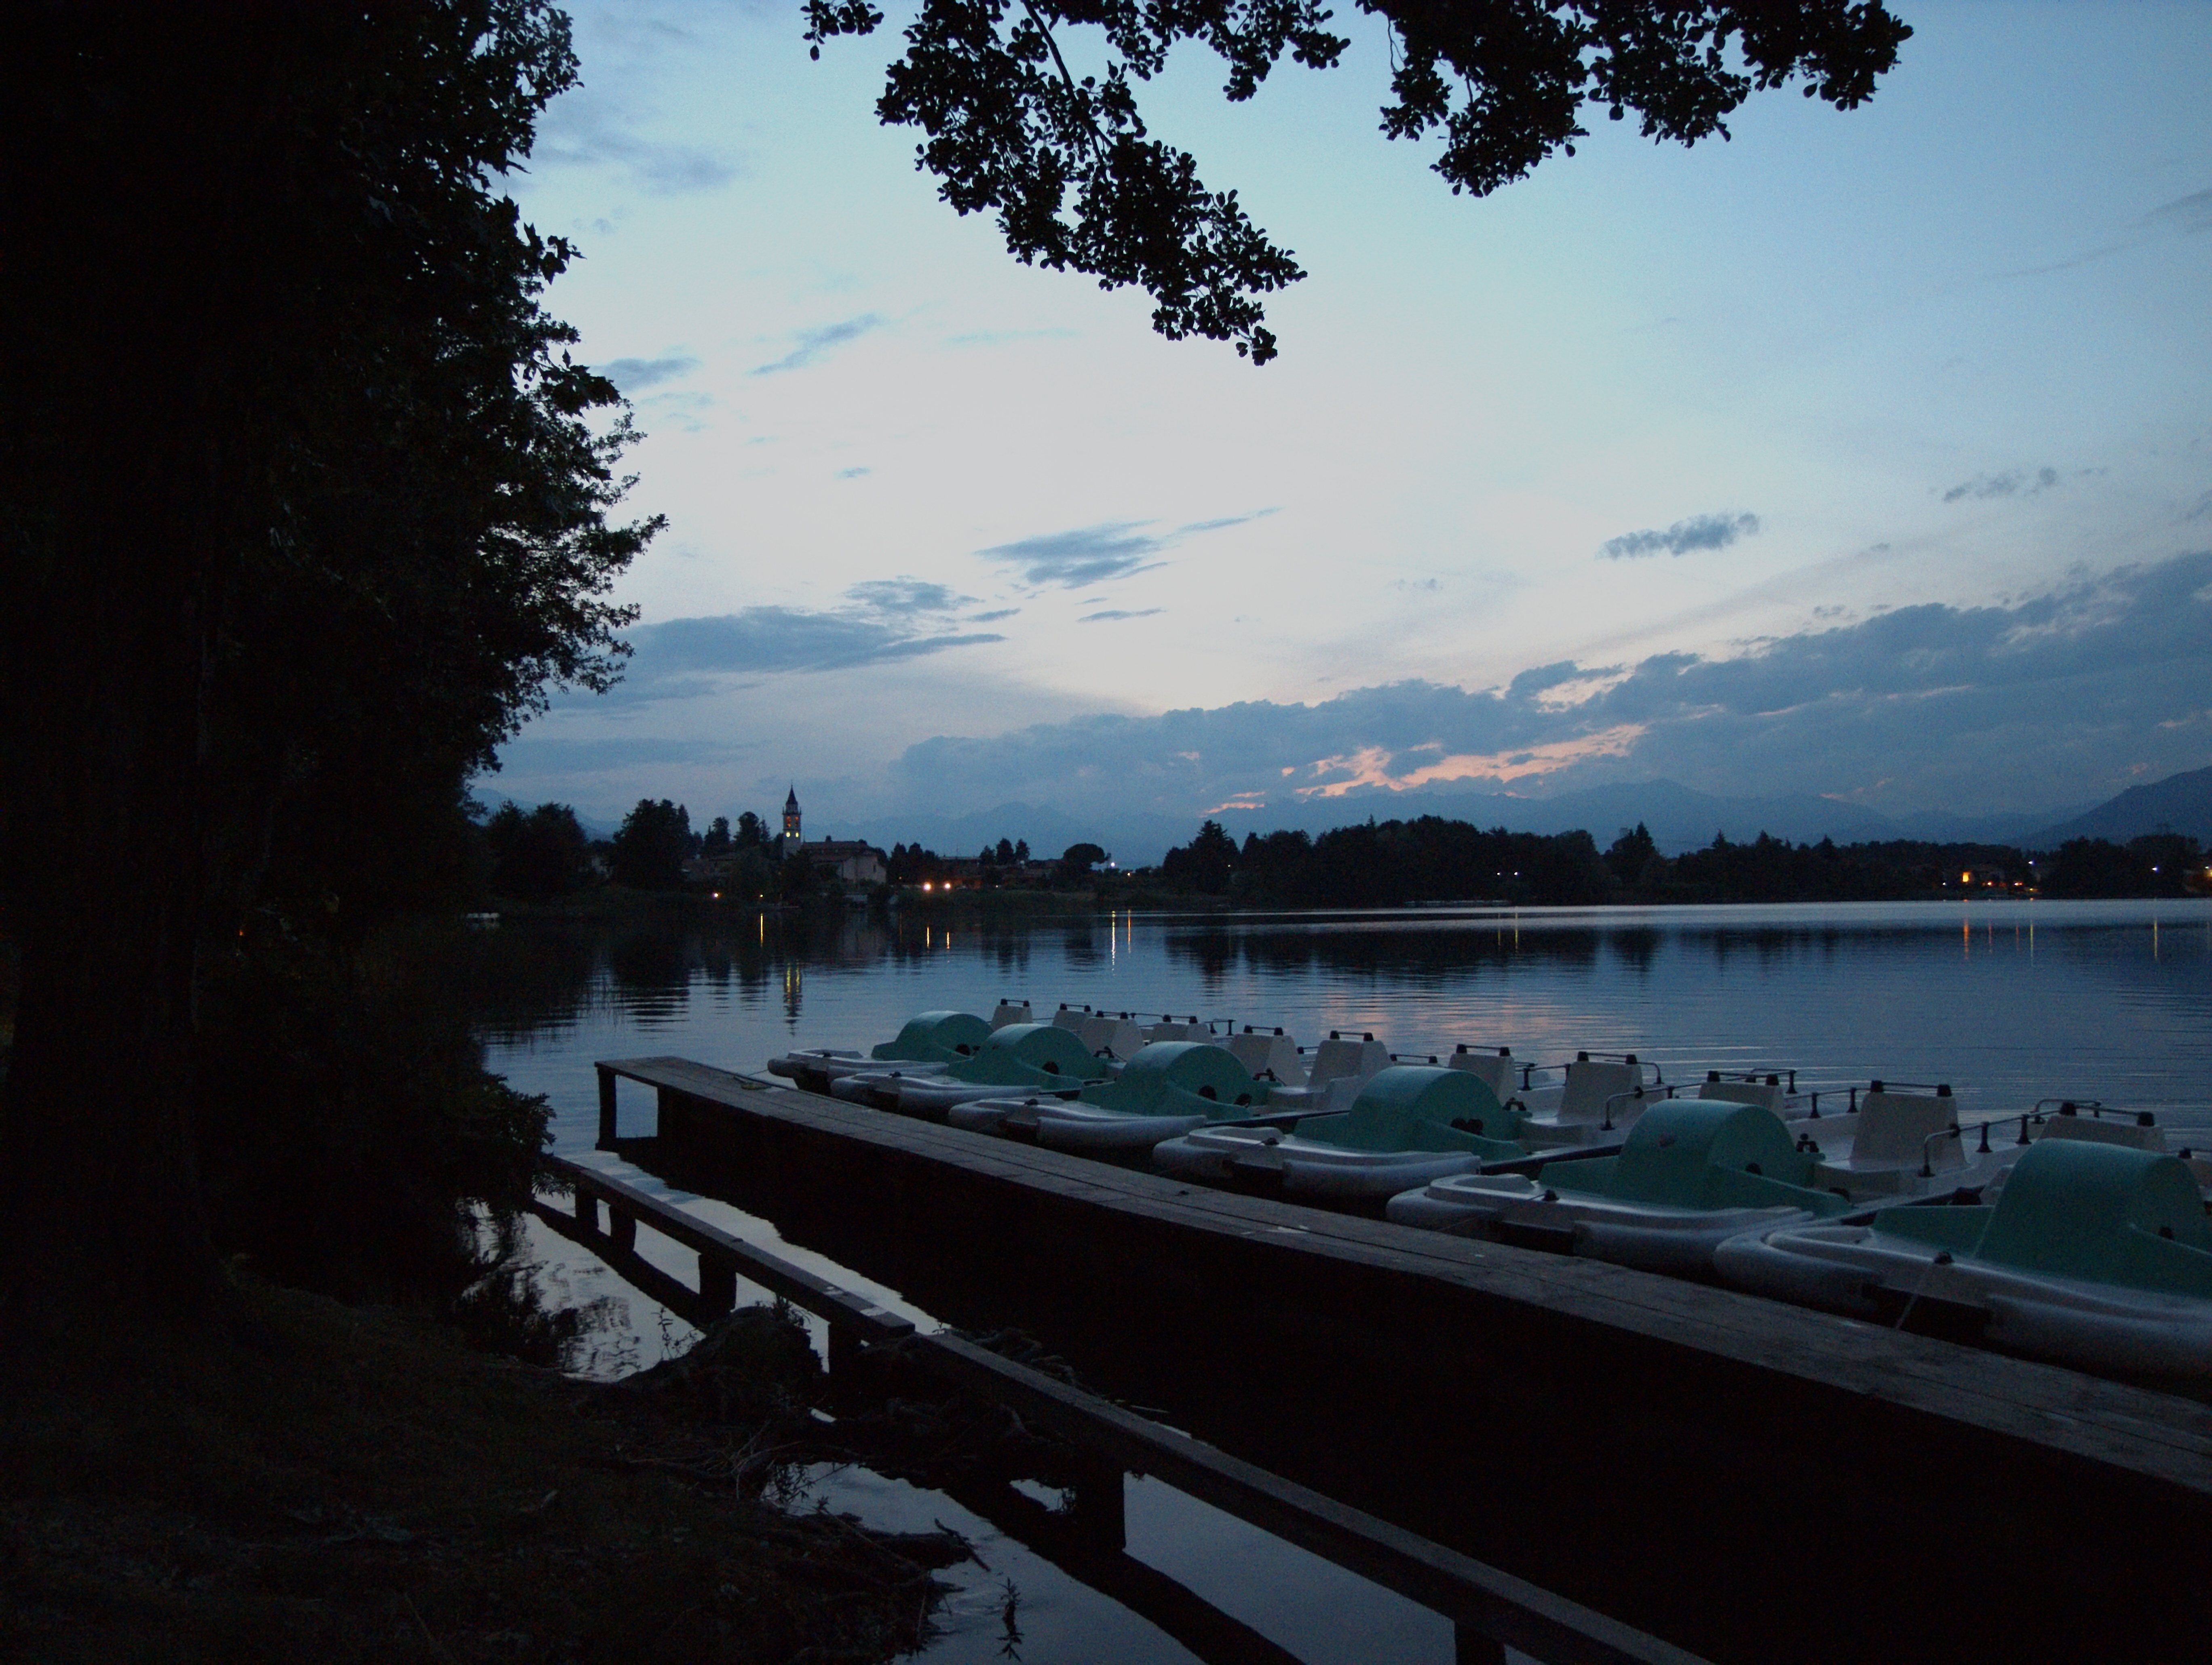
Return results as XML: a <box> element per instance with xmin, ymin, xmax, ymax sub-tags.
<box><xmin>490</xmin><ymin>0</ymin><xmax>2212</xmax><ymax>848</ymax></box>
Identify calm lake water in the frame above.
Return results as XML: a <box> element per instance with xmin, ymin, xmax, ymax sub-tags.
<box><xmin>473</xmin><ymin>897</ymin><xmax>2212</xmax><ymax>1665</ymax></box>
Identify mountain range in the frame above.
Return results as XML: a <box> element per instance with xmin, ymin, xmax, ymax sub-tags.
<box><xmin>481</xmin><ymin>764</ymin><xmax>2212</xmax><ymax>869</ymax></box>
<box><xmin>823</xmin><ymin>769</ymin><xmax>2212</xmax><ymax>867</ymax></box>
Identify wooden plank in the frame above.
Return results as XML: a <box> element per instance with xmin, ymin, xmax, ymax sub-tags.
<box><xmin>608</xmin><ymin>1060</ymin><xmax>2212</xmax><ymax>1489</ymax></box>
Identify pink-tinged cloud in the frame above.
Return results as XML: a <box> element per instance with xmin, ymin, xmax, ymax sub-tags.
<box><xmin>1295</xmin><ymin>727</ymin><xmax>1648</xmax><ymax>799</ymax></box>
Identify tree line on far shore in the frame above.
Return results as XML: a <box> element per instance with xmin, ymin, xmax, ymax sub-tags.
<box><xmin>1156</xmin><ymin>817</ymin><xmax>2210</xmax><ymax>906</ymax></box>
<box><xmin>481</xmin><ymin>797</ymin><xmax>2210</xmax><ymax>909</ymax></box>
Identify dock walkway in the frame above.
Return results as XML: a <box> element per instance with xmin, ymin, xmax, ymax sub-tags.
<box><xmin>591</xmin><ymin>1056</ymin><xmax>2212</xmax><ymax>1663</ymax></box>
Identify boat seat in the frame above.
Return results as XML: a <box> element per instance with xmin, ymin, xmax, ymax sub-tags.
<box><xmin>1307</xmin><ymin>1036</ymin><xmax>1389</xmax><ymax>1093</ymax></box>
<box><xmin>1847</xmin><ymin>1090</ymin><xmax>1965</xmax><ymax>1173</ymax></box>
<box><xmin>2037</xmin><ymin>1106</ymin><xmax>2166</xmax><ymax>1153</ymax></box>
<box><xmin>1142</xmin><ymin>1020</ymin><xmax>1210</xmax><ymax>1044</ymax></box>
<box><xmin>990</xmin><ymin>1002</ymin><xmax>1033</xmax><ymax>1030</ymax></box>
<box><xmin>1078</xmin><ymin>1014</ymin><xmax>1146</xmax><ymax>1060</ymax></box>
<box><xmin>1051</xmin><ymin>1004</ymin><xmax>1091</xmax><ymax>1034</ymax></box>
<box><xmin>1699</xmin><ymin>1077</ymin><xmax>1788</xmax><ymax>1116</ymax></box>
<box><xmin>1227</xmin><ymin>1029</ymin><xmax>1305</xmax><ymax>1085</ymax></box>
<box><xmin>1551</xmin><ymin>1060</ymin><xmax>1645</xmax><ymax>1126</ymax></box>
<box><xmin>1447</xmin><ymin>1046</ymin><xmax>1515</xmax><ymax>1100</ymax></box>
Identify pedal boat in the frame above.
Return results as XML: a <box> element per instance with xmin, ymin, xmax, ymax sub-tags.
<box><xmin>766</xmin><ymin>1008</ymin><xmax>991</xmax><ymax>1093</ymax></box>
<box><xmin>1386</xmin><ymin>1098</ymin><xmax>1854</xmax><ymax>1273</ymax></box>
<box><xmin>1151</xmin><ymin>1065</ymin><xmax>1526</xmax><ymax>1202</ymax></box>
<box><xmin>1715</xmin><ymin>1139</ymin><xmax>2212</xmax><ymax>1380</ymax></box>
<box><xmin>947</xmin><ymin>1041</ymin><xmax>1272</xmax><ymax>1155</ymax></box>
<box><xmin>831</xmin><ymin>1021</ymin><xmax>1113</xmax><ymax>1119</ymax></box>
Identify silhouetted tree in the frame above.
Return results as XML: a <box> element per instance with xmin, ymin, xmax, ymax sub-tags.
<box><xmin>1161</xmin><ymin>822</ymin><xmax>1238</xmax><ymax>894</ymax></box>
<box><xmin>735</xmin><ymin>810</ymin><xmax>767</xmax><ymax>848</ymax></box>
<box><xmin>805</xmin><ymin>0</ymin><xmax>1910</xmax><ymax>360</ymax></box>
<box><xmin>2</xmin><ymin>3</ymin><xmax>652</xmax><ymax>1313</ymax></box>
<box><xmin>485</xmin><ymin>802</ymin><xmax>591</xmax><ymax>901</ymax></box>
<box><xmin>610</xmin><ymin>800</ymin><xmax>694</xmax><ymax>889</ymax></box>
<box><xmin>701</xmin><ymin>815</ymin><xmax>732</xmax><ymax>858</ymax></box>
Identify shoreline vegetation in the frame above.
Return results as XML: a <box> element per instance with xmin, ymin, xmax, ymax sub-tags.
<box><xmin>0</xmin><ymin>1278</ymin><xmax>970</xmax><ymax>1664</ymax></box>
<box><xmin>482</xmin><ymin>800</ymin><xmax>2212</xmax><ymax>916</ymax></box>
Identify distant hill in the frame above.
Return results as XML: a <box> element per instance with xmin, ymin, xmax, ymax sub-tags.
<box><xmin>2025</xmin><ymin>764</ymin><xmax>2212</xmax><ymax>848</ymax></box>
<box><xmin>836</xmin><ymin>779</ymin><xmax>2091</xmax><ymax>868</ymax></box>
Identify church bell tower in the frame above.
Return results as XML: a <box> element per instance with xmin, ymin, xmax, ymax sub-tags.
<box><xmin>781</xmin><ymin>786</ymin><xmax>802</xmax><ymax>859</ymax></box>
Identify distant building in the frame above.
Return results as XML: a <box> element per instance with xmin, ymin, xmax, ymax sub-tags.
<box><xmin>796</xmin><ymin>839</ymin><xmax>888</xmax><ymax>887</ymax></box>
<box><xmin>781</xmin><ymin>786</ymin><xmax>802</xmax><ymax>861</ymax></box>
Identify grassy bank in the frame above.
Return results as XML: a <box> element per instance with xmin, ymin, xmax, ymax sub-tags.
<box><xmin>0</xmin><ymin>1279</ymin><xmax>959</xmax><ymax>1664</ymax></box>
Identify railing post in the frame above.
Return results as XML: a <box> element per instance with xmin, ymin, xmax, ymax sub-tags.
<box><xmin>697</xmin><ymin>1253</ymin><xmax>737</xmax><ymax>1318</ymax></box>
<box><xmin>1454</xmin><ymin>1619</ymin><xmax>1507</xmax><ymax>1665</ymax></box>
<box><xmin>573</xmin><ymin>1184</ymin><xmax>597</xmax><ymax>1232</ymax></box>
<box><xmin>609</xmin><ymin>1207</ymin><xmax>636</xmax><ymax>1252</ymax></box>
<box><xmin>826</xmin><ymin>1318</ymin><xmax>860</xmax><ymax>1374</ymax></box>
<box><xmin>597</xmin><ymin>1064</ymin><xmax>619</xmax><ymax>1150</ymax></box>
<box><xmin>1067</xmin><ymin>1456</ymin><xmax>1125</xmax><ymax>1551</ymax></box>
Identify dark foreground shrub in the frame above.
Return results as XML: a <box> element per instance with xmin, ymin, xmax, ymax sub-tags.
<box><xmin>194</xmin><ymin>918</ymin><xmax>548</xmax><ymax>1303</ymax></box>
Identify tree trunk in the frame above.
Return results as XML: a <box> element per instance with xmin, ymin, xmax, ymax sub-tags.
<box><xmin>1</xmin><ymin>415</ymin><xmax>228</xmax><ymax>1313</ymax></box>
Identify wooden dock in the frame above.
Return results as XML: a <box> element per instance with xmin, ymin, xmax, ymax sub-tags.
<box><xmin>594</xmin><ymin>1056</ymin><xmax>2212</xmax><ymax>1664</ymax></box>
<box><xmin>536</xmin><ymin>1156</ymin><xmax>1703</xmax><ymax>1665</ymax></box>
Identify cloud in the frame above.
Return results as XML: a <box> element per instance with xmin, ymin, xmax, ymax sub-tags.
<box><xmin>1175</xmin><ymin>510</ymin><xmax>1278</xmax><ymax>535</ymax></box>
<box><xmin>534</xmin><ymin>115</ymin><xmax>739</xmax><ymax>196</ymax></box>
<box><xmin>947</xmin><ymin>327</ymin><xmax>1079</xmax><ymax>347</ymax></box>
<box><xmin>751</xmin><ymin>315</ymin><xmax>885</xmax><ymax>375</ymax></box>
<box><xmin>980</xmin><ymin>521</ymin><xmax>1170</xmax><ymax>588</ymax></box>
<box><xmin>1079</xmin><ymin>608</ymin><xmax>1165</xmax><ymax>623</ymax></box>
<box><xmin>978</xmin><ymin>511</ymin><xmax>1268</xmax><ymax>589</ymax></box>
<box><xmin>572</xmin><ymin>606</ymin><xmax>1003</xmax><ymax>707</ymax></box>
<box><xmin>880</xmin><ymin>551</ymin><xmax>2212</xmax><ymax>822</ymax></box>
<box><xmin>2148</xmin><ymin>186</ymin><xmax>2212</xmax><ymax>236</ymax></box>
<box><xmin>1599</xmin><ymin>512</ymin><xmax>1760</xmax><ymax>560</ymax></box>
<box><xmin>836</xmin><ymin>466</ymin><xmax>872</xmax><ymax>479</ymax></box>
<box><xmin>1942</xmin><ymin>466</ymin><xmax>2059</xmax><ymax>504</ymax></box>
<box><xmin>969</xmin><ymin>607</ymin><xmax>1021</xmax><ymax>623</ymax></box>
<box><xmin>844</xmin><ymin>578</ymin><xmax>971</xmax><ymax>615</ymax></box>
<box><xmin>600</xmin><ymin>354</ymin><xmax>701</xmax><ymax>393</ymax></box>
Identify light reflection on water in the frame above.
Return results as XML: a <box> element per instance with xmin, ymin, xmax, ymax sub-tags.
<box><xmin>473</xmin><ymin>898</ymin><xmax>2212</xmax><ymax>1151</ymax></box>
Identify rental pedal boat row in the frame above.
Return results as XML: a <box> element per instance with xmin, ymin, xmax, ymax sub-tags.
<box><xmin>768</xmin><ymin>1000</ymin><xmax>2212</xmax><ymax>1384</ymax></box>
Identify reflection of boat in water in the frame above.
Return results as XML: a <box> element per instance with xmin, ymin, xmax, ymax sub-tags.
<box><xmin>1386</xmin><ymin>1098</ymin><xmax>1855</xmax><ymax>1273</ymax></box>
<box><xmin>1152</xmin><ymin>1065</ymin><xmax>1526</xmax><ymax>1201</ymax></box>
<box><xmin>1716</xmin><ymin>1139</ymin><xmax>2212</xmax><ymax>1379</ymax></box>
<box><xmin>948</xmin><ymin>1041</ymin><xmax>1273</xmax><ymax>1155</ymax></box>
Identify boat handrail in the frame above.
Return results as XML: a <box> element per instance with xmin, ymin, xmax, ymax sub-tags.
<box><xmin>1702</xmin><ymin>1066</ymin><xmax>1799</xmax><ymax>1094</ymax></box>
<box><xmin>1596</xmin><ymin>1083</ymin><xmax>1679</xmax><ymax>1131</ymax></box>
<box><xmin>1390</xmin><ymin>1051</ymin><xmax>1444</xmax><ymax>1065</ymax></box>
<box><xmin>1518</xmin><ymin>1051</ymin><xmax>1662</xmax><ymax>1091</ymax></box>
<box><xmin>1906</xmin><ymin>1100</ymin><xmax>2152</xmax><ymax>1175</ymax></box>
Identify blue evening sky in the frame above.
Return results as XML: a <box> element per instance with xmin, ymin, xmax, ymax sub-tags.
<box><xmin>492</xmin><ymin>0</ymin><xmax>2212</xmax><ymax>839</ymax></box>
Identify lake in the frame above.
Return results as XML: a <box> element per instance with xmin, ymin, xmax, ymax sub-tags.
<box><xmin>472</xmin><ymin>896</ymin><xmax>2212</xmax><ymax>1664</ymax></box>
<box><xmin>480</xmin><ymin>897</ymin><xmax>2212</xmax><ymax>1148</ymax></box>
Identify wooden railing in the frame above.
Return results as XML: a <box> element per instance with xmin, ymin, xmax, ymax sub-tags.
<box><xmin>534</xmin><ymin>1151</ymin><xmax>1707</xmax><ymax>1665</ymax></box>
